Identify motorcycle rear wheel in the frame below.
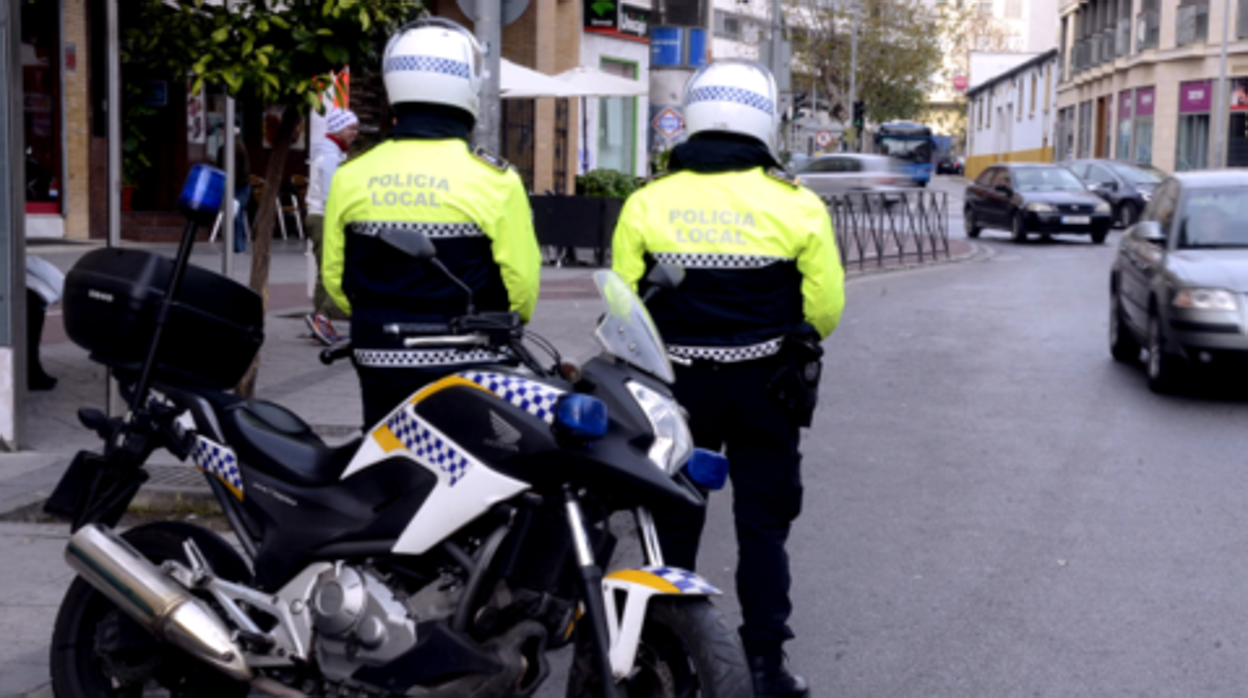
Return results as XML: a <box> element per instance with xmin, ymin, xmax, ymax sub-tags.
<box><xmin>50</xmin><ymin>522</ymin><xmax>252</xmax><ymax>698</ymax></box>
<box><xmin>566</xmin><ymin>597</ymin><xmax>752</xmax><ymax>698</ymax></box>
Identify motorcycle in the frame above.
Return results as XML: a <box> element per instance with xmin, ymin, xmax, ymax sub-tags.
<box><xmin>42</xmin><ymin>166</ymin><xmax>751</xmax><ymax>698</ymax></box>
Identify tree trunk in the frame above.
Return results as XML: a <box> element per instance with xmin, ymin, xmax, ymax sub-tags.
<box><xmin>235</xmin><ymin>104</ymin><xmax>299</xmax><ymax>398</ymax></box>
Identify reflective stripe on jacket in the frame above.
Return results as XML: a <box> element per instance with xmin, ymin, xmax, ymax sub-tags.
<box><xmin>612</xmin><ymin>168</ymin><xmax>845</xmax><ymax>354</ymax></box>
<box><xmin>321</xmin><ymin>139</ymin><xmax>540</xmax><ymax>349</ymax></box>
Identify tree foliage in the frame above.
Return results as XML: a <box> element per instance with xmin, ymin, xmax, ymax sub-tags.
<box><xmin>930</xmin><ymin>2</ymin><xmax>1018</xmax><ymax>141</ymax></box>
<box><xmin>123</xmin><ymin>0</ymin><xmax>421</xmax><ymax>395</ymax></box>
<box><xmin>789</xmin><ymin>0</ymin><xmax>943</xmax><ymax>129</ymax></box>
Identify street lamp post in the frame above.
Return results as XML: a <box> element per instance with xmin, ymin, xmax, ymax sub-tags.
<box><xmin>1213</xmin><ymin>0</ymin><xmax>1232</xmax><ymax>168</ymax></box>
<box><xmin>849</xmin><ymin>0</ymin><xmax>859</xmax><ymax>151</ymax></box>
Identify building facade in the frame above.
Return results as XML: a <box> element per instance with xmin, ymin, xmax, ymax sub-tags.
<box><xmin>580</xmin><ymin>0</ymin><xmax>653</xmax><ymax>177</ymax></box>
<box><xmin>1055</xmin><ymin>0</ymin><xmax>1248</xmax><ymax>172</ymax></box>
<box><xmin>965</xmin><ymin>49</ymin><xmax>1060</xmax><ymax>178</ymax></box>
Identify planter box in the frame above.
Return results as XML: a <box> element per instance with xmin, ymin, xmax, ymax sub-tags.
<box><xmin>530</xmin><ymin>195</ymin><xmax>623</xmax><ymax>267</ymax></box>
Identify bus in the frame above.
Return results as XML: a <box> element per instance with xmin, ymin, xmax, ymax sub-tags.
<box><xmin>873</xmin><ymin>121</ymin><xmax>935</xmax><ymax>187</ymax></box>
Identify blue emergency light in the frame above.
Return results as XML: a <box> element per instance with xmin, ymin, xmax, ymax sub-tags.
<box><xmin>178</xmin><ymin>164</ymin><xmax>227</xmax><ymax>219</ymax></box>
<box><xmin>685</xmin><ymin>448</ymin><xmax>729</xmax><ymax>490</ymax></box>
<box><xmin>555</xmin><ymin>394</ymin><xmax>609</xmax><ymax>440</ymax></box>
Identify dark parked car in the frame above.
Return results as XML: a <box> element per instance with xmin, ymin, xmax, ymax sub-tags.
<box><xmin>964</xmin><ymin>163</ymin><xmax>1113</xmax><ymax>243</ymax></box>
<box><xmin>1109</xmin><ymin>171</ymin><xmax>1248</xmax><ymax>392</ymax></box>
<box><xmin>937</xmin><ymin>155</ymin><xmax>964</xmax><ymax>175</ymax></box>
<box><xmin>1063</xmin><ymin>158</ymin><xmax>1166</xmax><ymax>229</ymax></box>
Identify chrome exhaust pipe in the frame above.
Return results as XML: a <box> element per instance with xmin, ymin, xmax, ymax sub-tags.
<box><xmin>64</xmin><ymin>524</ymin><xmax>252</xmax><ymax>682</ymax></box>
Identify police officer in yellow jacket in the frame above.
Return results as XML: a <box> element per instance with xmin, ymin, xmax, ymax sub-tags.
<box><xmin>613</xmin><ymin>59</ymin><xmax>845</xmax><ymax>698</ymax></box>
<box><xmin>323</xmin><ymin>19</ymin><xmax>540</xmax><ymax>427</ymax></box>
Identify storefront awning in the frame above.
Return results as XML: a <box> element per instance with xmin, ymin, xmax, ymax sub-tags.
<box><xmin>500</xmin><ymin>60</ymin><xmax>576</xmax><ymax>99</ymax></box>
<box><xmin>553</xmin><ymin>66</ymin><xmax>648</xmax><ymax>97</ymax></box>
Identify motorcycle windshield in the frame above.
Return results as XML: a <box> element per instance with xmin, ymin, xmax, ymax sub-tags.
<box><xmin>592</xmin><ymin>270</ymin><xmax>675</xmax><ymax>383</ymax></box>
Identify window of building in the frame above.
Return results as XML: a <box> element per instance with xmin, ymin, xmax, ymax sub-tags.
<box><xmin>1044</xmin><ymin>64</ymin><xmax>1052</xmax><ymax>112</ymax></box>
<box><xmin>598</xmin><ymin>58</ymin><xmax>638</xmax><ymax>176</ymax></box>
<box><xmin>1176</xmin><ymin>0</ymin><xmax>1210</xmax><ymax>46</ymax></box>
<box><xmin>1077</xmin><ymin>100</ymin><xmax>1093</xmax><ymax>157</ymax></box>
<box><xmin>978</xmin><ymin>0</ymin><xmax>993</xmax><ymax>17</ymax></box>
<box><xmin>714</xmin><ymin>10</ymin><xmax>742</xmax><ymax>39</ymax></box>
<box><xmin>1117</xmin><ymin>90</ymin><xmax>1133</xmax><ymax>159</ymax></box>
<box><xmin>1133</xmin><ymin>86</ymin><xmax>1155</xmax><ymax>164</ymax></box>
<box><xmin>1136</xmin><ymin>0</ymin><xmax>1160</xmax><ymax>50</ymax></box>
<box><xmin>1060</xmin><ymin>16</ymin><xmax>1069</xmax><ymax>80</ymax></box>
<box><xmin>1177</xmin><ymin>80</ymin><xmax>1211</xmax><ymax>171</ymax></box>
<box><xmin>21</xmin><ymin>0</ymin><xmax>61</xmax><ymax>214</ymax></box>
<box><xmin>1117</xmin><ymin>0</ymin><xmax>1133</xmax><ymax>55</ymax></box>
<box><xmin>1030</xmin><ymin>73</ymin><xmax>1038</xmax><ymax>116</ymax></box>
<box><xmin>1239</xmin><ymin>0</ymin><xmax>1248</xmax><ymax>37</ymax></box>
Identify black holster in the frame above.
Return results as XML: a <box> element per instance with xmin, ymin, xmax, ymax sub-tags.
<box><xmin>766</xmin><ymin>328</ymin><xmax>824</xmax><ymax>427</ymax></box>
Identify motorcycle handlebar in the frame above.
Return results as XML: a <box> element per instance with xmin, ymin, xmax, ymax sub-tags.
<box><xmin>382</xmin><ymin>322</ymin><xmax>453</xmax><ymax>336</ymax></box>
<box><xmin>320</xmin><ymin>343</ymin><xmax>353</xmax><ymax>365</ymax></box>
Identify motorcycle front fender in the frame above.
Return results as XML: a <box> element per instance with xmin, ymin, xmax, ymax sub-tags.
<box><xmin>601</xmin><ymin>566</ymin><xmax>721</xmax><ymax>680</ymax></box>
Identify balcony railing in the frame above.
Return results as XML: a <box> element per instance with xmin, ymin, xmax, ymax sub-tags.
<box><xmin>1116</xmin><ymin>19</ymin><xmax>1131</xmax><ymax>56</ymax></box>
<box><xmin>1136</xmin><ymin>10</ymin><xmax>1159</xmax><ymax>50</ymax></box>
<box><xmin>1176</xmin><ymin>2</ymin><xmax>1209</xmax><ymax>45</ymax></box>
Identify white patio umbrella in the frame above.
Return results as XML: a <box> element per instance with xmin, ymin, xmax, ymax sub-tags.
<box><xmin>500</xmin><ymin>59</ymin><xmax>577</xmax><ymax>99</ymax></box>
<box><xmin>552</xmin><ymin>66</ymin><xmax>649</xmax><ymax>97</ymax></box>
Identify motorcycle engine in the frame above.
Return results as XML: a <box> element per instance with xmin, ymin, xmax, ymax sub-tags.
<box><xmin>309</xmin><ymin>563</ymin><xmax>458</xmax><ymax>682</ymax></box>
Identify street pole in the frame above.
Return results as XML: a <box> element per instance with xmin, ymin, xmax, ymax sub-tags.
<box><xmin>222</xmin><ymin>0</ymin><xmax>235</xmax><ymax>278</ymax></box>
<box><xmin>1212</xmin><ymin>0</ymin><xmax>1232</xmax><ymax>168</ymax></box>
<box><xmin>771</xmin><ymin>0</ymin><xmax>783</xmax><ymax>77</ymax></box>
<box><xmin>107</xmin><ymin>0</ymin><xmax>120</xmax><ymax>248</ymax></box>
<box><xmin>474</xmin><ymin>0</ymin><xmax>502</xmax><ymax>153</ymax></box>
<box><xmin>849</xmin><ymin>0</ymin><xmax>859</xmax><ymax>151</ymax></box>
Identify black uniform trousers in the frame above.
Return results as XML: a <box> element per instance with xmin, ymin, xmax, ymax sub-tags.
<box><xmin>655</xmin><ymin>355</ymin><xmax>805</xmax><ymax>662</ymax></box>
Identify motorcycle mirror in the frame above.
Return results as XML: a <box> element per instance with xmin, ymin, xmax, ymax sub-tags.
<box><xmin>645</xmin><ymin>263</ymin><xmax>685</xmax><ymax>292</ymax></box>
<box><xmin>378</xmin><ymin>229</ymin><xmax>438</xmax><ymax>260</ymax></box>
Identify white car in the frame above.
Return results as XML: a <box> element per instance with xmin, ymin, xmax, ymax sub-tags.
<box><xmin>792</xmin><ymin>154</ymin><xmax>908</xmax><ymax>201</ymax></box>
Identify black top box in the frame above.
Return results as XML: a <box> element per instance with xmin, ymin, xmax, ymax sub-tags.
<box><xmin>63</xmin><ymin>248</ymin><xmax>265</xmax><ymax>391</ymax></box>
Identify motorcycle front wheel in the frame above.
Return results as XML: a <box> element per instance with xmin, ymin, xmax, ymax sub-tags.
<box><xmin>566</xmin><ymin>597</ymin><xmax>752</xmax><ymax>698</ymax></box>
<box><xmin>50</xmin><ymin>522</ymin><xmax>252</xmax><ymax>698</ymax></box>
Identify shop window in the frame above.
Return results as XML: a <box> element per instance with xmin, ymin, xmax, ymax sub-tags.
<box><xmin>1177</xmin><ymin>114</ymin><xmax>1210</xmax><ymax>171</ymax></box>
<box><xmin>597</xmin><ymin>59</ymin><xmax>638</xmax><ymax>176</ymax></box>
<box><xmin>714</xmin><ymin>10</ymin><xmax>742</xmax><ymax>39</ymax></box>
<box><xmin>22</xmin><ymin>0</ymin><xmax>61</xmax><ymax>214</ymax></box>
<box><xmin>1133</xmin><ymin>117</ymin><xmax>1154</xmax><ymax>164</ymax></box>
<box><xmin>1227</xmin><ymin>111</ymin><xmax>1248</xmax><ymax>168</ymax></box>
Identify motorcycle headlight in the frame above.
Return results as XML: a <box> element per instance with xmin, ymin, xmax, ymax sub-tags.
<box><xmin>1026</xmin><ymin>202</ymin><xmax>1054</xmax><ymax>212</ymax></box>
<box><xmin>627</xmin><ymin>381</ymin><xmax>693</xmax><ymax>475</ymax></box>
<box><xmin>1095</xmin><ymin>201</ymin><xmax>1112</xmax><ymax>214</ymax></box>
<box><xmin>1173</xmin><ymin>288</ymin><xmax>1240</xmax><ymax>311</ymax></box>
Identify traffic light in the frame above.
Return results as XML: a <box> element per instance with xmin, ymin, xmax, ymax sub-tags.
<box><xmin>852</xmin><ymin>100</ymin><xmax>865</xmax><ymax>130</ymax></box>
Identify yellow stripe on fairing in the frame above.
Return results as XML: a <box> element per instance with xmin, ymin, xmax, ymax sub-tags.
<box><xmin>410</xmin><ymin>375</ymin><xmax>494</xmax><ymax>404</ymax></box>
<box><xmin>373</xmin><ymin>425</ymin><xmax>405</xmax><ymax>453</ymax></box>
<box><xmin>606</xmin><ymin>569</ymin><xmax>681</xmax><ymax>593</ymax></box>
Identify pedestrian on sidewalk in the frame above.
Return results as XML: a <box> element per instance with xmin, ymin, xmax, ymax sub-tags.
<box><xmin>304</xmin><ymin>106</ymin><xmax>360</xmax><ymax>346</ymax></box>
<box><xmin>215</xmin><ymin>122</ymin><xmax>251</xmax><ymax>254</ymax></box>
<box><xmin>611</xmin><ymin>59</ymin><xmax>845</xmax><ymax>698</ymax></box>
<box><xmin>321</xmin><ymin>18</ymin><xmax>540</xmax><ymax>428</ymax></box>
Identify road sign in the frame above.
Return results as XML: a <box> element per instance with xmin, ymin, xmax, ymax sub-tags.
<box><xmin>953</xmin><ymin>75</ymin><xmax>968</xmax><ymax>91</ymax></box>
<box><xmin>653</xmin><ymin>107</ymin><xmax>684</xmax><ymax>139</ymax></box>
<box><xmin>815</xmin><ymin>130</ymin><xmax>833</xmax><ymax>148</ymax></box>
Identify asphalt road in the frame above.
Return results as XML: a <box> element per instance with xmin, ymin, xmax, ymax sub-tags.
<box><xmin>752</xmin><ymin>230</ymin><xmax>1248</xmax><ymax>697</ymax></box>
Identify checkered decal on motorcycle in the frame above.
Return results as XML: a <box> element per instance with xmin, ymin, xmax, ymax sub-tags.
<box><xmin>652</xmin><ymin>252</ymin><xmax>789</xmax><ymax>269</ymax></box>
<box><xmin>387</xmin><ymin>407</ymin><xmax>474</xmax><ymax>486</ymax></box>
<box><xmin>668</xmin><ymin>338</ymin><xmax>783</xmax><ymax>363</ymax></box>
<box><xmin>348</xmin><ymin>221</ymin><xmax>486</xmax><ymax>239</ymax></box>
<box><xmin>384</xmin><ymin>55</ymin><xmax>471</xmax><ymax>79</ymax></box>
<box><xmin>192</xmin><ymin>436</ymin><xmax>243</xmax><ymax>499</ymax></box>
<box><xmin>645</xmin><ymin>566</ymin><xmax>720</xmax><ymax>594</ymax></box>
<box><xmin>459</xmin><ymin>371</ymin><xmax>564</xmax><ymax>424</ymax></box>
<box><xmin>686</xmin><ymin>86</ymin><xmax>775</xmax><ymax>116</ymax></box>
<box><xmin>355</xmin><ymin>348</ymin><xmax>503</xmax><ymax>368</ymax></box>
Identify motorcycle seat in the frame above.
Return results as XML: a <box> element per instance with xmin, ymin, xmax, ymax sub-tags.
<box><xmin>217</xmin><ymin>399</ymin><xmax>360</xmax><ymax>488</ymax></box>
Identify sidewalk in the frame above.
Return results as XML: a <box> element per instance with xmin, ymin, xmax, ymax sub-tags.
<box><xmin>0</xmin><ymin>234</ymin><xmax>978</xmax><ymax>695</ymax></box>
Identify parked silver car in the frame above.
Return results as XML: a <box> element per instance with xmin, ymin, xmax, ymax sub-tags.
<box><xmin>792</xmin><ymin>154</ymin><xmax>906</xmax><ymax>200</ymax></box>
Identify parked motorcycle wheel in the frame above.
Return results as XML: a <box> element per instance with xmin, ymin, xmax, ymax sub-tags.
<box><xmin>50</xmin><ymin>522</ymin><xmax>253</xmax><ymax>698</ymax></box>
<box><xmin>566</xmin><ymin>598</ymin><xmax>752</xmax><ymax>698</ymax></box>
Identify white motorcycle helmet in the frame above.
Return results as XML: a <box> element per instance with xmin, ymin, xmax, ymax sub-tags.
<box><xmin>383</xmin><ymin>18</ymin><xmax>484</xmax><ymax>119</ymax></box>
<box><xmin>682</xmin><ymin>59</ymin><xmax>781</xmax><ymax>156</ymax></box>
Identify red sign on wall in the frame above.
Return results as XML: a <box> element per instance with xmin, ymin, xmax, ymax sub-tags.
<box><xmin>953</xmin><ymin>75</ymin><xmax>968</xmax><ymax>91</ymax></box>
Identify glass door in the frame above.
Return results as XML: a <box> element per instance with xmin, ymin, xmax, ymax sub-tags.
<box><xmin>597</xmin><ymin>59</ymin><xmax>638</xmax><ymax>175</ymax></box>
